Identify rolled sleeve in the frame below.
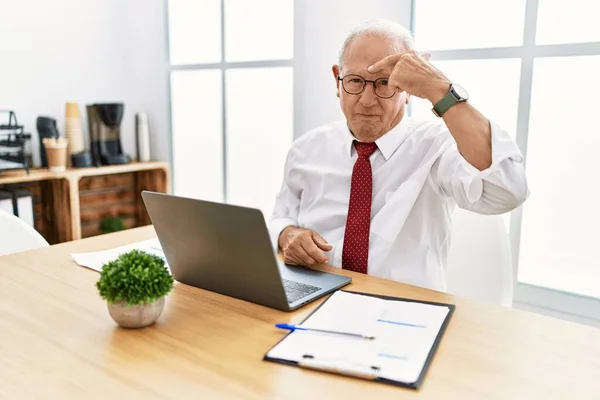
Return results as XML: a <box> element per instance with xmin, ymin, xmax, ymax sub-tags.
<box><xmin>437</xmin><ymin>121</ymin><xmax>529</xmax><ymax>214</ymax></box>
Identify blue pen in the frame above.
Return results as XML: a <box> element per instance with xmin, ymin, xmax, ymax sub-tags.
<box><xmin>275</xmin><ymin>323</ymin><xmax>375</xmax><ymax>340</ymax></box>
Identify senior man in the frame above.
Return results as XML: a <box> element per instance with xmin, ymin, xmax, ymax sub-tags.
<box><xmin>268</xmin><ymin>19</ymin><xmax>528</xmax><ymax>291</ymax></box>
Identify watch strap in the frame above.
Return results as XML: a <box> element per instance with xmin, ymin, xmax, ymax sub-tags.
<box><xmin>432</xmin><ymin>92</ymin><xmax>457</xmax><ymax>117</ymax></box>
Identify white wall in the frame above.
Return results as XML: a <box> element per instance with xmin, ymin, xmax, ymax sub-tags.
<box><xmin>0</xmin><ymin>0</ymin><xmax>170</xmax><ymax>166</ymax></box>
<box><xmin>294</xmin><ymin>0</ymin><xmax>413</xmax><ymax>137</ymax></box>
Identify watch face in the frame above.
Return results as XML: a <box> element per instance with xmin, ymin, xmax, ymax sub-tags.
<box><xmin>452</xmin><ymin>84</ymin><xmax>469</xmax><ymax>101</ymax></box>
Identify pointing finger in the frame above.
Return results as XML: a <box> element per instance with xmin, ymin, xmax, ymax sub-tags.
<box><xmin>367</xmin><ymin>53</ymin><xmax>402</xmax><ymax>73</ymax></box>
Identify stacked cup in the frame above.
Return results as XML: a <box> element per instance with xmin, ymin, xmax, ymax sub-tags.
<box><xmin>65</xmin><ymin>102</ymin><xmax>85</xmax><ymax>162</ymax></box>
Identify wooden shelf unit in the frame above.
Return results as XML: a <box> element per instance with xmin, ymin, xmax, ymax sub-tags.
<box><xmin>0</xmin><ymin>161</ymin><xmax>170</xmax><ymax>244</ymax></box>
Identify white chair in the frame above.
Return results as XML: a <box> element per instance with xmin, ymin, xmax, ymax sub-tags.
<box><xmin>445</xmin><ymin>208</ymin><xmax>514</xmax><ymax>307</ymax></box>
<box><xmin>0</xmin><ymin>209</ymin><xmax>49</xmax><ymax>256</ymax></box>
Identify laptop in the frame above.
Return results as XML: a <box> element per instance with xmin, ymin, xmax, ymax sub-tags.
<box><xmin>141</xmin><ymin>191</ymin><xmax>351</xmax><ymax>311</ymax></box>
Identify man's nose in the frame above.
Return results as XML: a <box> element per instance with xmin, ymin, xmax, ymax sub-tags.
<box><xmin>359</xmin><ymin>83</ymin><xmax>378</xmax><ymax>107</ymax></box>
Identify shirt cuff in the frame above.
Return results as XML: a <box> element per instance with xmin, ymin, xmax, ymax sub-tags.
<box><xmin>458</xmin><ymin>121</ymin><xmax>524</xmax><ymax>203</ymax></box>
<box><xmin>268</xmin><ymin>217</ymin><xmax>297</xmax><ymax>251</ymax></box>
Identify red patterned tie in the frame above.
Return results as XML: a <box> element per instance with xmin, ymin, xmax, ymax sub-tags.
<box><xmin>342</xmin><ymin>141</ymin><xmax>378</xmax><ymax>274</ymax></box>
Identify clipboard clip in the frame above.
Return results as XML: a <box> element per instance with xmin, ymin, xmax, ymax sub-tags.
<box><xmin>299</xmin><ymin>354</ymin><xmax>381</xmax><ymax>380</ymax></box>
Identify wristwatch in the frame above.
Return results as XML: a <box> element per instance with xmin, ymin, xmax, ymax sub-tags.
<box><xmin>431</xmin><ymin>83</ymin><xmax>469</xmax><ymax>117</ymax></box>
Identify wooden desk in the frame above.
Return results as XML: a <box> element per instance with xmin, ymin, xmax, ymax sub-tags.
<box><xmin>2</xmin><ymin>226</ymin><xmax>600</xmax><ymax>399</ymax></box>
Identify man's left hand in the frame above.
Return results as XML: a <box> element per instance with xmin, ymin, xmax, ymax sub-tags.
<box><xmin>368</xmin><ymin>50</ymin><xmax>451</xmax><ymax>104</ymax></box>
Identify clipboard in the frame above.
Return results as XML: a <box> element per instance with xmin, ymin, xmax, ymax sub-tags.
<box><xmin>263</xmin><ymin>290</ymin><xmax>455</xmax><ymax>389</ymax></box>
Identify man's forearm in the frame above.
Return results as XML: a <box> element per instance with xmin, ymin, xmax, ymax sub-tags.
<box><xmin>428</xmin><ymin>88</ymin><xmax>492</xmax><ymax>171</ymax></box>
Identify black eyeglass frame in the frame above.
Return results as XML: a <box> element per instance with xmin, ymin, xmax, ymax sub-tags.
<box><xmin>337</xmin><ymin>74</ymin><xmax>397</xmax><ymax>99</ymax></box>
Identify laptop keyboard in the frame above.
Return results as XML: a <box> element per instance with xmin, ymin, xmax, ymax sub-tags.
<box><xmin>282</xmin><ymin>279</ymin><xmax>322</xmax><ymax>303</ymax></box>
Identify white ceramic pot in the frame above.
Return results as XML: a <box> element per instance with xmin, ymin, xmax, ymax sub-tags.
<box><xmin>107</xmin><ymin>297</ymin><xmax>165</xmax><ymax>329</ymax></box>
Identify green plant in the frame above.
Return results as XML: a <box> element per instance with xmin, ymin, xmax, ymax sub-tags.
<box><xmin>96</xmin><ymin>249</ymin><xmax>174</xmax><ymax>305</ymax></box>
<box><xmin>99</xmin><ymin>217</ymin><xmax>125</xmax><ymax>234</ymax></box>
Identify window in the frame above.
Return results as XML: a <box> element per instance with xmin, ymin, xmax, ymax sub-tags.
<box><xmin>413</xmin><ymin>0</ymin><xmax>526</xmax><ymax>51</ymax></box>
<box><xmin>225</xmin><ymin>67</ymin><xmax>293</xmax><ymax>214</ymax></box>
<box><xmin>535</xmin><ymin>0</ymin><xmax>600</xmax><ymax>45</ymax></box>
<box><xmin>167</xmin><ymin>0</ymin><xmax>294</xmax><ymax>218</ymax></box>
<box><xmin>519</xmin><ymin>55</ymin><xmax>600</xmax><ymax>298</ymax></box>
<box><xmin>170</xmin><ymin>69</ymin><xmax>223</xmax><ymax>202</ymax></box>
<box><xmin>413</xmin><ymin>0</ymin><xmax>600</xmax><ymax>309</ymax></box>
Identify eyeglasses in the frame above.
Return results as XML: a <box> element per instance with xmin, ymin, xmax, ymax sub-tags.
<box><xmin>337</xmin><ymin>74</ymin><xmax>396</xmax><ymax>99</ymax></box>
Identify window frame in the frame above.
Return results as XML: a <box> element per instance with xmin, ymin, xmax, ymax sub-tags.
<box><xmin>410</xmin><ymin>0</ymin><xmax>600</xmax><ymax>323</ymax></box>
<box><xmin>165</xmin><ymin>0</ymin><xmax>295</xmax><ymax>203</ymax></box>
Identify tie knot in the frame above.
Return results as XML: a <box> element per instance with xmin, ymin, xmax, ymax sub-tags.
<box><xmin>354</xmin><ymin>141</ymin><xmax>378</xmax><ymax>158</ymax></box>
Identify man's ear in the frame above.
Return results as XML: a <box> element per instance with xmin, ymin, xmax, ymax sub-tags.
<box><xmin>332</xmin><ymin>65</ymin><xmax>340</xmax><ymax>98</ymax></box>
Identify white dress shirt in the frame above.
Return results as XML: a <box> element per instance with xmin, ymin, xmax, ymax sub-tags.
<box><xmin>268</xmin><ymin>116</ymin><xmax>529</xmax><ymax>291</ymax></box>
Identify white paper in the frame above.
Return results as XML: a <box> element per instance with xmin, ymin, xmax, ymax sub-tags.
<box><xmin>266</xmin><ymin>291</ymin><xmax>450</xmax><ymax>384</ymax></box>
<box><xmin>16</xmin><ymin>195</ymin><xmax>34</xmax><ymax>227</ymax></box>
<box><xmin>71</xmin><ymin>239</ymin><xmax>169</xmax><ymax>273</ymax></box>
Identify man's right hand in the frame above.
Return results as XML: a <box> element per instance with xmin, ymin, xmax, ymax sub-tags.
<box><xmin>278</xmin><ymin>226</ymin><xmax>333</xmax><ymax>266</ymax></box>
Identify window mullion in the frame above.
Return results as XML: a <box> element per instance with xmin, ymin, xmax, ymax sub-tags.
<box><xmin>510</xmin><ymin>0</ymin><xmax>539</xmax><ymax>285</ymax></box>
<box><xmin>220</xmin><ymin>0</ymin><xmax>228</xmax><ymax>203</ymax></box>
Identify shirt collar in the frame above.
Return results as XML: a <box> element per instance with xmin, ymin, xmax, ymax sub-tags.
<box><xmin>344</xmin><ymin>117</ymin><xmax>410</xmax><ymax>161</ymax></box>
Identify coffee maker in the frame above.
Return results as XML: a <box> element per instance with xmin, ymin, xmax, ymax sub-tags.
<box><xmin>86</xmin><ymin>103</ymin><xmax>130</xmax><ymax>166</ymax></box>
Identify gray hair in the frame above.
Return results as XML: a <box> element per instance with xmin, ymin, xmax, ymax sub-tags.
<box><xmin>338</xmin><ymin>19</ymin><xmax>415</xmax><ymax>67</ymax></box>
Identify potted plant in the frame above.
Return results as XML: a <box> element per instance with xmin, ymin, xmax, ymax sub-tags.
<box><xmin>96</xmin><ymin>249</ymin><xmax>174</xmax><ymax>328</ymax></box>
